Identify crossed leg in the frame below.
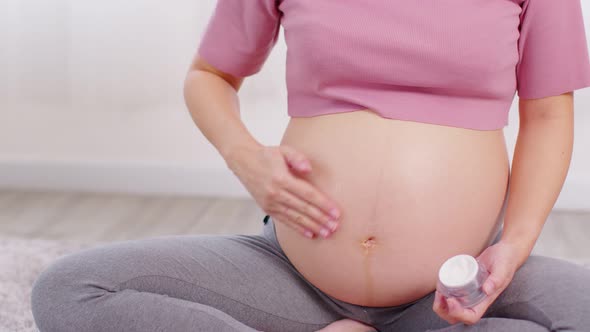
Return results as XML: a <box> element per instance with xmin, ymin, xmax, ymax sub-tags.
<box><xmin>31</xmin><ymin>232</ymin><xmax>345</xmax><ymax>332</ymax></box>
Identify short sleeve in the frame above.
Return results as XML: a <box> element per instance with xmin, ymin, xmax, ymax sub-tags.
<box><xmin>197</xmin><ymin>0</ymin><xmax>282</xmax><ymax>78</ymax></box>
<box><xmin>516</xmin><ymin>0</ymin><xmax>590</xmax><ymax>99</ymax></box>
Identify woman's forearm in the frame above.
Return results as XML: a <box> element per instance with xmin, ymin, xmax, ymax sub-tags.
<box><xmin>500</xmin><ymin>112</ymin><xmax>574</xmax><ymax>268</ymax></box>
<box><xmin>183</xmin><ymin>69</ymin><xmax>262</xmax><ymax>167</ymax></box>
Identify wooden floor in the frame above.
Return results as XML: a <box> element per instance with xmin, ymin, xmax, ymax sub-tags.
<box><xmin>0</xmin><ymin>189</ymin><xmax>589</xmax><ymax>264</ymax></box>
<box><xmin>0</xmin><ymin>190</ymin><xmax>266</xmax><ymax>242</ymax></box>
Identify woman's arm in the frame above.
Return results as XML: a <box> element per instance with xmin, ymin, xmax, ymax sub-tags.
<box><xmin>183</xmin><ymin>54</ymin><xmax>263</xmax><ymax>163</ymax></box>
<box><xmin>434</xmin><ymin>92</ymin><xmax>577</xmax><ymax>324</ymax></box>
<box><xmin>183</xmin><ymin>54</ymin><xmax>342</xmax><ymax>237</ymax></box>
<box><xmin>499</xmin><ymin>92</ymin><xmax>575</xmax><ymax>268</ymax></box>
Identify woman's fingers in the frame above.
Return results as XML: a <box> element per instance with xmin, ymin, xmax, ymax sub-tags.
<box><xmin>433</xmin><ymin>292</ymin><xmax>459</xmax><ymax>325</ymax></box>
<box><xmin>276</xmin><ymin>188</ymin><xmax>337</xmax><ymax>235</ymax></box>
<box><xmin>433</xmin><ymin>290</ymin><xmax>492</xmax><ymax>326</ymax></box>
<box><xmin>433</xmin><ymin>291</ymin><xmax>451</xmax><ymax>320</ymax></box>
<box><xmin>280</xmin><ymin>145</ymin><xmax>312</xmax><ymax>173</ymax></box>
<box><xmin>271</xmin><ymin>212</ymin><xmax>315</xmax><ymax>239</ymax></box>
<box><xmin>282</xmin><ymin>203</ymin><xmax>334</xmax><ymax>238</ymax></box>
<box><xmin>263</xmin><ymin>144</ymin><xmax>342</xmax><ymax>239</ymax></box>
<box><xmin>446</xmin><ymin>297</ymin><xmax>481</xmax><ymax>325</ymax></box>
<box><xmin>285</xmin><ymin>175</ymin><xmax>341</xmax><ymax>222</ymax></box>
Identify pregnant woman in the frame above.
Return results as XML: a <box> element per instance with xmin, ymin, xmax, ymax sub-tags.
<box><xmin>32</xmin><ymin>0</ymin><xmax>590</xmax><ymax>331</ymax></box>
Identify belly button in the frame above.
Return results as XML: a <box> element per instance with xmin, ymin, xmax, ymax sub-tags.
<box><xmin>361</xmin><ymin>236</ymin><xmax>376</xmax><ymax>252</ymax></box>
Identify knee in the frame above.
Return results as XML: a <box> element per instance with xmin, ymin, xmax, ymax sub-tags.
<box><xmin>31</xmin><ymin>249</ymin><xmax>109</xmax><ymax>332</ymax></box>
<box><xmin>513</xmin><ymin>255</ymin><xmax>590</xmax><ymax>297</ymax></box>
<box><xmin>500</xmin><ymin>255</ymin><xmax>590</xmax><ymax>328</ymax></box>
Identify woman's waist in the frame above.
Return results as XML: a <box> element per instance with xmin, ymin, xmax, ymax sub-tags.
<box><xmin>283</xmin><ymin>107</ymin><xmax>507</xmax><ymax>137</ymax></box>
<box><xmin>281</xmin><ymin>109</ymin><xmax>509</xmax><ymax>175</ymax></box>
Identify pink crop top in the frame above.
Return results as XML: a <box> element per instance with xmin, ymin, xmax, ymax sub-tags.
<box><xmin>197</xmin><ymin>0</ymin><xmax>590</xmax><ymax>130</ymax></box>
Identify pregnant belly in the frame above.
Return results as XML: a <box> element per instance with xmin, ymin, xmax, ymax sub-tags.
<box><xmin>274</xmin><ymin>109</ymin><xmax>510</xmax><ymax>307</ymax></box>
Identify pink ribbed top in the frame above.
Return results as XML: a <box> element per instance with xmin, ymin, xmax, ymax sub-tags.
<box><xmin>198</xmin><ymin>0</ymin><xmax>590</xmax><ymax>130</ymax></box>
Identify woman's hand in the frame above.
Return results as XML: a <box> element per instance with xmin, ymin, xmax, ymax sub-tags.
<box><xmin>226</xmin><ymin>143</ymin><xmax>341</xmax><ymax>239</ymax></box>
<box><xmin>432</xmin><ymin>241</ymin><xmax>525</xmax><ymax>325</ymax></box>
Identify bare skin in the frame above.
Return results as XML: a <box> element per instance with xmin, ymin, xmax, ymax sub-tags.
<box><xmin>274</xmin><ymin>110</ymin><xmax>509</xmax><ymax>307</ymax></box>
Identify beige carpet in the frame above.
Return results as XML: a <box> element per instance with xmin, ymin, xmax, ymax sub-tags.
<box><xmin>1</xmin><ymin>235</ymin><xmax>589</xmax><ymax>332</ymax></box>
<box><xmin>0</xmin><ymin>235</ymin><xmax>100</xmax><ymax>332</ymax></box>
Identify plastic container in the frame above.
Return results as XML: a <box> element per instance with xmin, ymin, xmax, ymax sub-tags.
<box><xmin>437</xmin><ymin>254</ymin><xmax>489</xmax><ymax>308</ymax></box>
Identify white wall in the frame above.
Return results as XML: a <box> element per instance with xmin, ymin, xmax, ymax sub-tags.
<box><xmin>1</xmin><ymin>1</ymin><xmax>589</xmax><ymax>209</ymax></box>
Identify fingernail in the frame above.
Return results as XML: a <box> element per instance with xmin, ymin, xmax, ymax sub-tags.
<box><xmin>304</xmin><ymin>230</ymin><xmax>314</xmax><ymax>239</ymax></box>
<box><xmin>319</xmin><ymin>228</ymin><xmax>331</xmax><ymax>238</ymax></box>
<box><xmin>326</xmin><ymin>220</ymin><xmax>338</xmax><ymax>231</ymax></box>
<box><xmin>329</xmin><ymin>208</ymin><xmax>340</xmax><ymax>219</ymax></box>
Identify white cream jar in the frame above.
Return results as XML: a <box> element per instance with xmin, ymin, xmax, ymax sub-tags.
<box><xmin>437</xmin><ymin>254</ymin><xmax>489</xmax><ymax>308</ymax></box>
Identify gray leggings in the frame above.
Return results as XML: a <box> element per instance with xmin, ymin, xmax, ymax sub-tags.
<box><xmin>31</xmin><ymin>215</ymin><xmax>590</xmax><ymax>332</ymax></box>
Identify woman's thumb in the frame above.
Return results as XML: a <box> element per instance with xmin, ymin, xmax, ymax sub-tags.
<box><xmin>280</xmin><ymin>145</ymin><xmax>312</xmax><ymax>173</ymax></box>
<box><xmin>482</xmin><ymin>275</ymin><xmax>497</xmax><ymax>296</ymax></box>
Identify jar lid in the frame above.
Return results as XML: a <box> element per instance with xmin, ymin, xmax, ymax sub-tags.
<box><xmin>438</xmin><ymin>254</ymin><xmax>479</xmax><ymax>288</ymax></box>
